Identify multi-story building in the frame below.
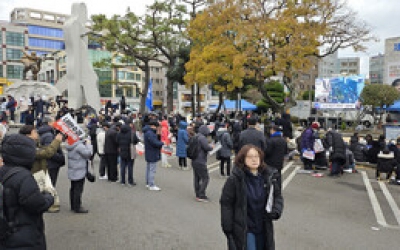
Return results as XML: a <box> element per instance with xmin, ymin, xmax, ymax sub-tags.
<box><xmin>369</xmin><ymin>54</ymin><xmax>384</xmax><ymax>84</ymax></box>
<box><xmin>338</xmin><ymin>57</ymin><xmax>360</xmax><ymax>76</ymax></box>
<box><xmin>10</xmin><ymin>8</ymin><xmax>68</xmax><ymax>56</ymax></box>
<box><xmin>384</xmin><ymin>37</ymin><xmax>400</xmax><ymax>85</ymax></box>
<box><xmin>0</xmin><ymin>21</ymin><xmax>28</xmax><ymax>84</ymax></box>
<box><xmin>318</xmin><ymin>51</ymin><xmax>339</xmax><ymax>78</ymax></box>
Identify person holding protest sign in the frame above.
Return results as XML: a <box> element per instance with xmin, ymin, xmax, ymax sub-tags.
<box><xmin>66</xmin><ymin>136</ymin><xmax>93</xmax><ymax>213</ymax></box>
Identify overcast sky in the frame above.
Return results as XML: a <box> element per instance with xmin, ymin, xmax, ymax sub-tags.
<box><xmin>1</xmin><ymin>0</ymin><xmax>398</xmax><ymax>75</ymax></box>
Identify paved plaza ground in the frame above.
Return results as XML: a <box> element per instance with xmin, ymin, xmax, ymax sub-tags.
<box><xmin>39</xmin><ymin>152</ymin><xmax>400</xmax><ymax>250</ymax></box>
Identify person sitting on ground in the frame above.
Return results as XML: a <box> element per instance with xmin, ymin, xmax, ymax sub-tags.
<box><xmin>367</xmin><ymin>140</ymin><xmax>380</xmax><ymax>164</ymax></box>
<box><xmin>343</xmin><ymin>144</ymin><xmax>357</xmax><ymax>173</ymax></box>
<box><xmin>376</xmin><ymin>149</ymin><xmax>397</xmax><ymax>181</ymax></box>
<box><xmin>349</xmin><ymin>135</ymin><xmax>368</xmax><ymax>162</ymax></box>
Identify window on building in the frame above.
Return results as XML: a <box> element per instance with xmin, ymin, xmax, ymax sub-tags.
<box><xmin>155</xmin><ymin>91</ymin><xmax>159</xmax><ymax>96</ymax></box>
<box><xmin>136</xmin><ymin>87</ymin><xmax>140</xmax><ymax>98</ymax></box>
<box><xmin>126</xmin><ymin>87</ymin><xmax>133</xmax><ymax>97</ymax></box>
<box><xmin>6</xmin><ymin>49</ymin><xmax>23</xmax><ymax>60</ymax></box>
<box><xmin>155</xmin><ymin>79</ymin><xmax>159</xmax><ymax>84</ymax></box>
<box><xmin>28</xmin><ymin>25</ymin><xmax>63</xmax><ymax>38</ymax></box>
<box><xmin>117</xmin><ymin>71</ymin><xmax>125</xmax><ymax>80</ymax></box>
<box><xmin>135</xmin><ymin>74</ymin><xmax>141</xmax><ymax>81</ymax></box>
<box><xmin>0</xmin><ymin>66</ymin><xmax>3</xmax><ymax>77</ymax></box>
<box><xmin>126</xmin><ymin>72</ymin><xmax>134</xmax><ymax>80</ymax></box>
<box><xmin>115</xmin><ymin>87</ymin><xmax>123</xmax><ymax>97</ymax></box>
<box><xmin>6</xmin><ymin>65</ymin><xmax>23</xmax><ymax>79</ymax></box>
<box><xmin>155</xmin><ymin>67</ymin><xmax>160</xmax><ymax>73</ymax></box>
<box><xmin>29</xmin><ymin>38</ymin><xmax>65</xmax><ymax>50</ymax></box>
<box><xmin>6</xmin><ymin>32</ymin><xmax>24</xmax><ymax>46</ymax></box>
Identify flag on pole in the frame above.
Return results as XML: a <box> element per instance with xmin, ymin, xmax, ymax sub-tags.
<box><xmin>145</xmin><ymin>78</ymin><xmax>153</xmax><ymax>111</ymax></box>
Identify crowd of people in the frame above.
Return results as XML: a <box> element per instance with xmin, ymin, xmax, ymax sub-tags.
<box><xmin>2</xmin><ymin>99</ymin><xmax>400</xmax><ymax>249</ymax></box>
<box><xmin>298</xmin><ymin>121</ymin><xmax>400</xmax><ymax>183</ymax></box>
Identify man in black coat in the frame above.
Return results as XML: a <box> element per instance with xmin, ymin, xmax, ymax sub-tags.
<box><xmin>0</xmin><ymin>134</ymin><xmax>54</xmax><ymax>249</ymax></box>
<box><xmin>238</xmin><ymin>117</ymin><xmax>266</xmax><ymax>152</ymax></box>
<box><xmin>104</xmin><ymin>122</ymin><xmax>121</xmax><ymax>182</ymax></box>
<box><xmin>38</xmin><ymin>117</ymin><xmax>65</xmax><ymax>186</ymax></box>
<box><xmin>264</xmin><ymin>125</ymin><xmax>288</xmax><ymax>186</ymax></box>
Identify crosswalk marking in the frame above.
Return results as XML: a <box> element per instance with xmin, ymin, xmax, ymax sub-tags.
<box><xmin>361</xmin><ymin>171</ymin><xmax>388</xmax><ymax>227</ymax></box>
<box><xmin>378</xmin><ymin>181</ymin><xmax>400</xmax><ymax>226</ymax></box>
<box><xmin>282</xmin><ymin>166</ymin><xmax>300</xmax><ymax>190</ymax></box>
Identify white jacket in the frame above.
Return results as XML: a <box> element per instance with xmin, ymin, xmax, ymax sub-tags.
<box><xmin>96</xmin><ymin>128</ymin><xmax>106</xmax><ymax>155</ymax></box>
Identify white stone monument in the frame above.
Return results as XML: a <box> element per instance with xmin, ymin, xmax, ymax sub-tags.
<box><xmin>63</xmin><ymin>2</ymin><xmax>101</xmax><ymax>112</ymax></box>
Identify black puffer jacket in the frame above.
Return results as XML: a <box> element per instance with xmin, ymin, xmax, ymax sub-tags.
<box><xmin>264</xmin><ymin>132</ymin><xmax>288</xmax><ymax>170</ymax></box>
<box><xmin>325</xmin><ymin>131</ymin><xmax>346</xmax><ymax>164</ymax></box>
<box><xmin>116</xmin><ymin>125</ymin><xmax>139</xmax><ymax>160</ymax></box>
<box><xmin>104</xmin><ymin>125</ymin><xmax>119</xmax><ymax>154</ymax></box>
<box><xmin>231</xmin><ymin>122</ymin><xmax>242</xmax><ymax>154</ymax></box>
<box><xmin>220</xmin><ymin>167</ymin><xmax>283</xmax><ymax>250</ymax></box>
<box><xmin>38</xmin><ymin>125</ymin><xmax>65</xmax><ymax>169</ymax></box>
<box><xmin>0</xmin><ymin>134</ymin><xmax>54</xmax><ymax>250</ymax></box>
<box><xmin>349</xmin><ymin>137</ymin><xmax>368</xmax><ymax>162</ymax></box>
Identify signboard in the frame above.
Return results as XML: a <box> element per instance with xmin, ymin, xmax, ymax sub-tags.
<box><xmin>387</xmin><ymin>63</ymin><xmax>400</xmax><ymax>86</ymax></box>
<box><xmin>384</xmin><ymin>125</ymin><xmax>400</xmax><ymax>141</ymax></box>
<box><xmin>314</xmin><ymin>76</ymin><xmax>365</xmax><ymax>109</ymax></box>
<box><xmin>53</xmin><ymin>114</ymin><xmax>85</xmax><ymax>145</ymax></box>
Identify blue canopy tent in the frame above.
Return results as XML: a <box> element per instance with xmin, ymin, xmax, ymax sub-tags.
<box><xmin>222</xmin><ymin>100</ymin><xmax>257</xmax><ymax>111</ymax></box>
<box><xmin>385</xmin><ymin>100</ymin><xmax>400</xmax><ymax>111</ymax></box>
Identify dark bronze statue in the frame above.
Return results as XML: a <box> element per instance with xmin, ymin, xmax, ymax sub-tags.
<box><xmin>21</xmin><ymin>51</ymin><xmax>42</xmax><ymax>80</ymax></box>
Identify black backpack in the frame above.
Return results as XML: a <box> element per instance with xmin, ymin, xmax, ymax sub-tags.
<box><xmin>0</xmin><ymin>167</ymin><xmax>23</xmax><ymax>242</ymax></box>
<box><xmin>187</xmin><ymin>135</ymin><xmax>199</xmax><ymax>160</ymax></box>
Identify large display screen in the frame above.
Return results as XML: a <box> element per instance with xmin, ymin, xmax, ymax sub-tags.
<box><xmin>314</xmin><ymin>76</ymin><xmax>365</xmax><ymax>109</ymax></box>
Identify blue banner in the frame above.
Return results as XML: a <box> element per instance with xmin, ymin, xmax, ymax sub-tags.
<box><xmin>145</xmin><ymin>79</ymin><xmax>153</xmax><ymax>111</ymax></box>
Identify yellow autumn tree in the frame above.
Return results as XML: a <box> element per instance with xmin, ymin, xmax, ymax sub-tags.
<box><xmin>186</xmin><ymin>0</ymin><xmax>374</xmax><ymax>110</ymax></box>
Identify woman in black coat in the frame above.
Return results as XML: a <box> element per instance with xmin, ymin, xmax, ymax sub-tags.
<box><xmin>0</xmin><ymin>134</ymin><xmax>54</xmax><ymax>249</ymax></box>
<box><xmin>220</xmin><ymin>145</ymin><xmax>284</xmax><ymax>250</ymax></box>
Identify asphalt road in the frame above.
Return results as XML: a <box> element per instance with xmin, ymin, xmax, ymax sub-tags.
<box><xmin>5</xmin><ymin>128</ymin><xmax>400</xmax><ymax>249</ymax></box>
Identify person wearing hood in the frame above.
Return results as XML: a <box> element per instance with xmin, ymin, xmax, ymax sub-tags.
<box><xmin>176</xmin><ymin>121</ymin><xmax>189</xmax><ymax>170</ymax></box>
<box><xmin>216</xmin><ymin>122</ymin><xmax>233</xmax><ymax>177</ymax></box>
<box><xmin>220</xmin><ymin>145</ymin><xmax>283</xmax><ymax>250</ymax></box>
<box><xmin>264</xmin><ymin>125</ymin><xmax>287</xmax><ymax>186</ymax></box>
<box><xmin>38</xmin><ymin>117</ymin><xmax>65</xmax><ymax>187</ymax></box>
<box><xmin>66</xmin><ymin>136</ymin><xmax>93</xmax><ymax>213</ymax></box>
<box><xmin>143</xmin><ymin>120</ymin><xmax>164</xmax><ymax>191</ymax></box>
<box><xmin>160</xmin><ymin>119</ymin><xmax>172</xmax><ymax>168</ymax></box>
<box><xmin>376</xmin><ymin>149</ymin><xmax>397</xmax><ymax>180</ymax></box>
<box><xmin>192</xmin><ymin>125</ymin><xmax>214</xmax><ymax>202</ymax></box>
<box><xmin>116</xmin><ymin>124</ymin><xmax>139</xmax><ymax>186</ymax></box>
<box><xmin>20</xmin><ymin>125</ymin><xmax>63</xmax><ymax>213</ymax></box>
<box><xmin>0</xmin><ymin>133</ymin><xmax>54</xmax><ymax>249</ymax></box>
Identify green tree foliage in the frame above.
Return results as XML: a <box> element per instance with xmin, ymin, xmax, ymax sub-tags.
<box><xmin>360</xmin><ymin>84</ymin><xmax>400</xmax><ymax>123</ymax></box>
<box><xmin>91</xmin><ymin>0</ymin><xmax>189</xmax><ymax>113</ymax></box>
<box><xmin>302</xmin><ymin>90</ymin><xmax>315</xmax><ymax>101</ymax></box>
<box><xmin>256</xmin><ymin>81</ymin><xmax>285</xmax><ymax>112</ymax></box>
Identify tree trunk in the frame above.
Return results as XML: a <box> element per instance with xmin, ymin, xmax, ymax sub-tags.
<box><xmin>140</xmin><ymin>61</ymin><xmax>150</xmax><ymax>114</ymax></box>
<box><xmin>196</xmin><ymin>84</ymin><xmax>201</xmax><ymax>114</ymax></box>
<box><xmin>166</xmin><ymin>78</ymin><xmax>174</xmax><ymax>113</ymax></box>
<box><xmin>191</xmin><ymin>84</ymin><xmax>195</xmax><ymax>118</ymax></box>
<box><xmin>215</xmin><ymin>92</ymin><xmax>224</xmax><ymax>114</ymax></box>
